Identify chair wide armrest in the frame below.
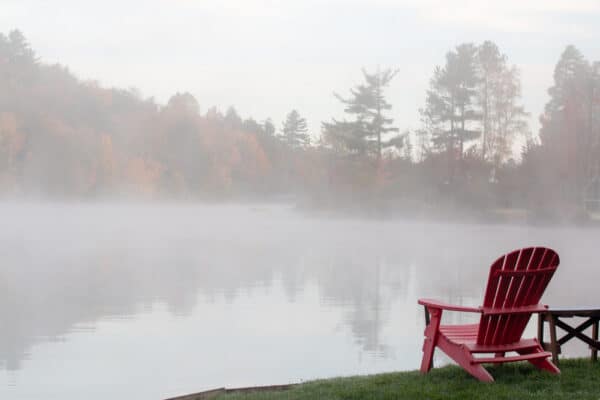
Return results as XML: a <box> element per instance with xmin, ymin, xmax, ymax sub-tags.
<box><xmin>418</xmin><ymin>298</ymin><xmax>482</xmax><ymax>313</ymax></box>
<box><xmin>481</xmin><ymin>304</ymin><xmax>548</xmax><ymax>315</ymax></box>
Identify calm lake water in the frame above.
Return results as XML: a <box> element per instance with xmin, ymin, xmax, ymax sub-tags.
<box><xmin>0</xmin><ymin>203</ymin><xmax>598</xmax><ymax>399</ymax></box>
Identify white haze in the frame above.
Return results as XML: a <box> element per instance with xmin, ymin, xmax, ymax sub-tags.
<box><xmin>1</xmin><ymin>1</ymin><xmax>600</xmax><ymax>398</ymax></box>
<box><xmin>0</xmin><ymin>203</ymin><xmax>597</xmax><ymax>399</ymax></box>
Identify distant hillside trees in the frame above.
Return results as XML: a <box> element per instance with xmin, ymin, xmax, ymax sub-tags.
<box><xmin>0</xmin><ymin>30</ymin><xmax>280</xmax><ymax>198</ymax></box>
<box><xmin>3</xmin><ymin>29</ymin><xmax>600</xmax><ymax>220</ymax></box>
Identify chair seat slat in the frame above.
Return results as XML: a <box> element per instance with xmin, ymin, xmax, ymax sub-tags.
<box><xmin>471</xmin><ymin>351</ymin><xmax>552</xmax><ymax>364</ymax></box>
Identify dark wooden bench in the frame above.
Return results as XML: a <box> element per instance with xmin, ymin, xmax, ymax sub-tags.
<box><xmin>537</xmin><ymin>307</ymin><xmax>600</xmax><ymax>365</ymax></box>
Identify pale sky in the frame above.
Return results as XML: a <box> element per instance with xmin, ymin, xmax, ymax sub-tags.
<box><xmin>2</xmin><ymin>0</ymin><xmax>600</xmax><ymax>142</ymax></box>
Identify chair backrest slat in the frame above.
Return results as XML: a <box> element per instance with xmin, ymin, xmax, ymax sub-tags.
<box><xmin>482</xmin><ymin>250</ymin><xmax>519</xmax><ymax>345</ymax></box>
<box><xmin>493</xmin><ymin>247</ymin><xmax>532</xmax><ymax>344</ymax></box>
<box><xmin>476</xmin><ymin>247</ymin><xmax>559</xmax><ymax>346</ymax></box>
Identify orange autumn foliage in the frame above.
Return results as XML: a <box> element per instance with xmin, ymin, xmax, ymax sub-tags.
<box><xmin>124</xmin><ymin>157</ymin><xmax>163</xmax><ymax>197</ymax></box>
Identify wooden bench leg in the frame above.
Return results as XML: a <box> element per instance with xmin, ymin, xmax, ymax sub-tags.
<box><xmin>592</xmin><ymin>318</ymin><xmax>598</xmax><ymax>362</ymax></box>
<box><xmin>537</xmin><ymin>313</ymin><xmax>545</xmax><ymax>348</ymax></box>
<box><xmin>548</xmin><ymin>315</ymin><xmax>560</xmax><ymax>366</ymax></box>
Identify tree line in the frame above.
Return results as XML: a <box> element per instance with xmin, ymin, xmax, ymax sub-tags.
<box><xmin>0</xmin><ymin>30</ymin><xmax>598</xmax><ymax>221</ymax></box>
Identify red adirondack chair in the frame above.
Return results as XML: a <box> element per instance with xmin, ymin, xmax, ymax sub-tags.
<box><xmin>418</xmin><ymin>247</ymin><xmax>560</xmax><ymax>382</ymax></box>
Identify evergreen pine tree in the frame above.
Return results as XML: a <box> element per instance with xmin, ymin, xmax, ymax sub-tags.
<box><xmin>539</xmin><ymin>45</ymin><xmax>597</xmax><ymax>208</ymax></box>
<box><xmin>263</xmin><ymin>118</ymin><xmax>276</xmax><ymax>137</ymax></box>
<box><xmin>281</xmin><ymin>109</ymin><xmax>310</xmax><ymax>148</ymax></box>
<box><xmin>322</xmin><ymin>68</ymin><xmax>402</xmax><ymax>160</ymax></box>
<box><xmin>420</xmin><ymin>44</ymin><xmax>481</xmax><ymax>181</ymax></box>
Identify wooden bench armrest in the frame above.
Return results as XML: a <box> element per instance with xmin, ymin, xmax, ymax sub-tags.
<box><xmin>418</xmin><ymin>298</ymin><xmax>482</xmax><ymax>313</ymax></box>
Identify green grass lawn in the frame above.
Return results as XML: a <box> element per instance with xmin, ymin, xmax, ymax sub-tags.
<box><xmin>216</xmin><ymin>359</ymin><xmax>600</xmax><ymax>400</ymax></box>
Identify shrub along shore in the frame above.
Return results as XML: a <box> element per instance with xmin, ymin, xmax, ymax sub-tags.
<box><xmin>209</xmin><ymin>359</ymin><xmax>600</xmax><ymax>400</ymax></box>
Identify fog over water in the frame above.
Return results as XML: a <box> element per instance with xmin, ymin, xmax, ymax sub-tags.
<box><xmin>2</xmin><ymin>1</ymin><xmax>600</xmax><ymax>398</ymax></box>
<box><xmin>0</xmin><ymin>203</ymin><xmax>597</xmax><ymax>399</ymax></box>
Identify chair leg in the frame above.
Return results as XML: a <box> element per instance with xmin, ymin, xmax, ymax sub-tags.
<box><xmin>420</xmin><ymin>337</ymin><xmax>435</xmax><ymax>373</ymax></box>
<box><xmin>420</xmin><ymin>308</ymin><xmax>441</xmax><ymax>374</ymax></box>
<box><xmin>436</xmin><ymin>334</ymin><xmax>494</xmax><ymax>382</ymax></box>
<box><xmin>463</xmin><ymin>363</ymin><xmax>495</xmax><ymax>382</ymax></box>
<box><xmin>517</xmin><ymin>346</ymin><xmax>560</xmax><ymax>374</ymax></box>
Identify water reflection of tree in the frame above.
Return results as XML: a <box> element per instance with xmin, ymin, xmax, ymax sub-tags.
<box><xmin>311</xmin><ymin>256</ymin><xmax>404</xmax><ymax>358</ymax></box>
<box><xmin>0</xmin><ymin>232</ymin><xmax>406</xmax><ymax>369</ymax></box>
<box><xmin>1</xmin><ymin>215</ymin><xmax>599</xmax><ymax>372</ymax></box>
<box><xmin>0</xmin><ymin>238</ymin><xmax>287</xmax><ymax>370</ymax></box>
